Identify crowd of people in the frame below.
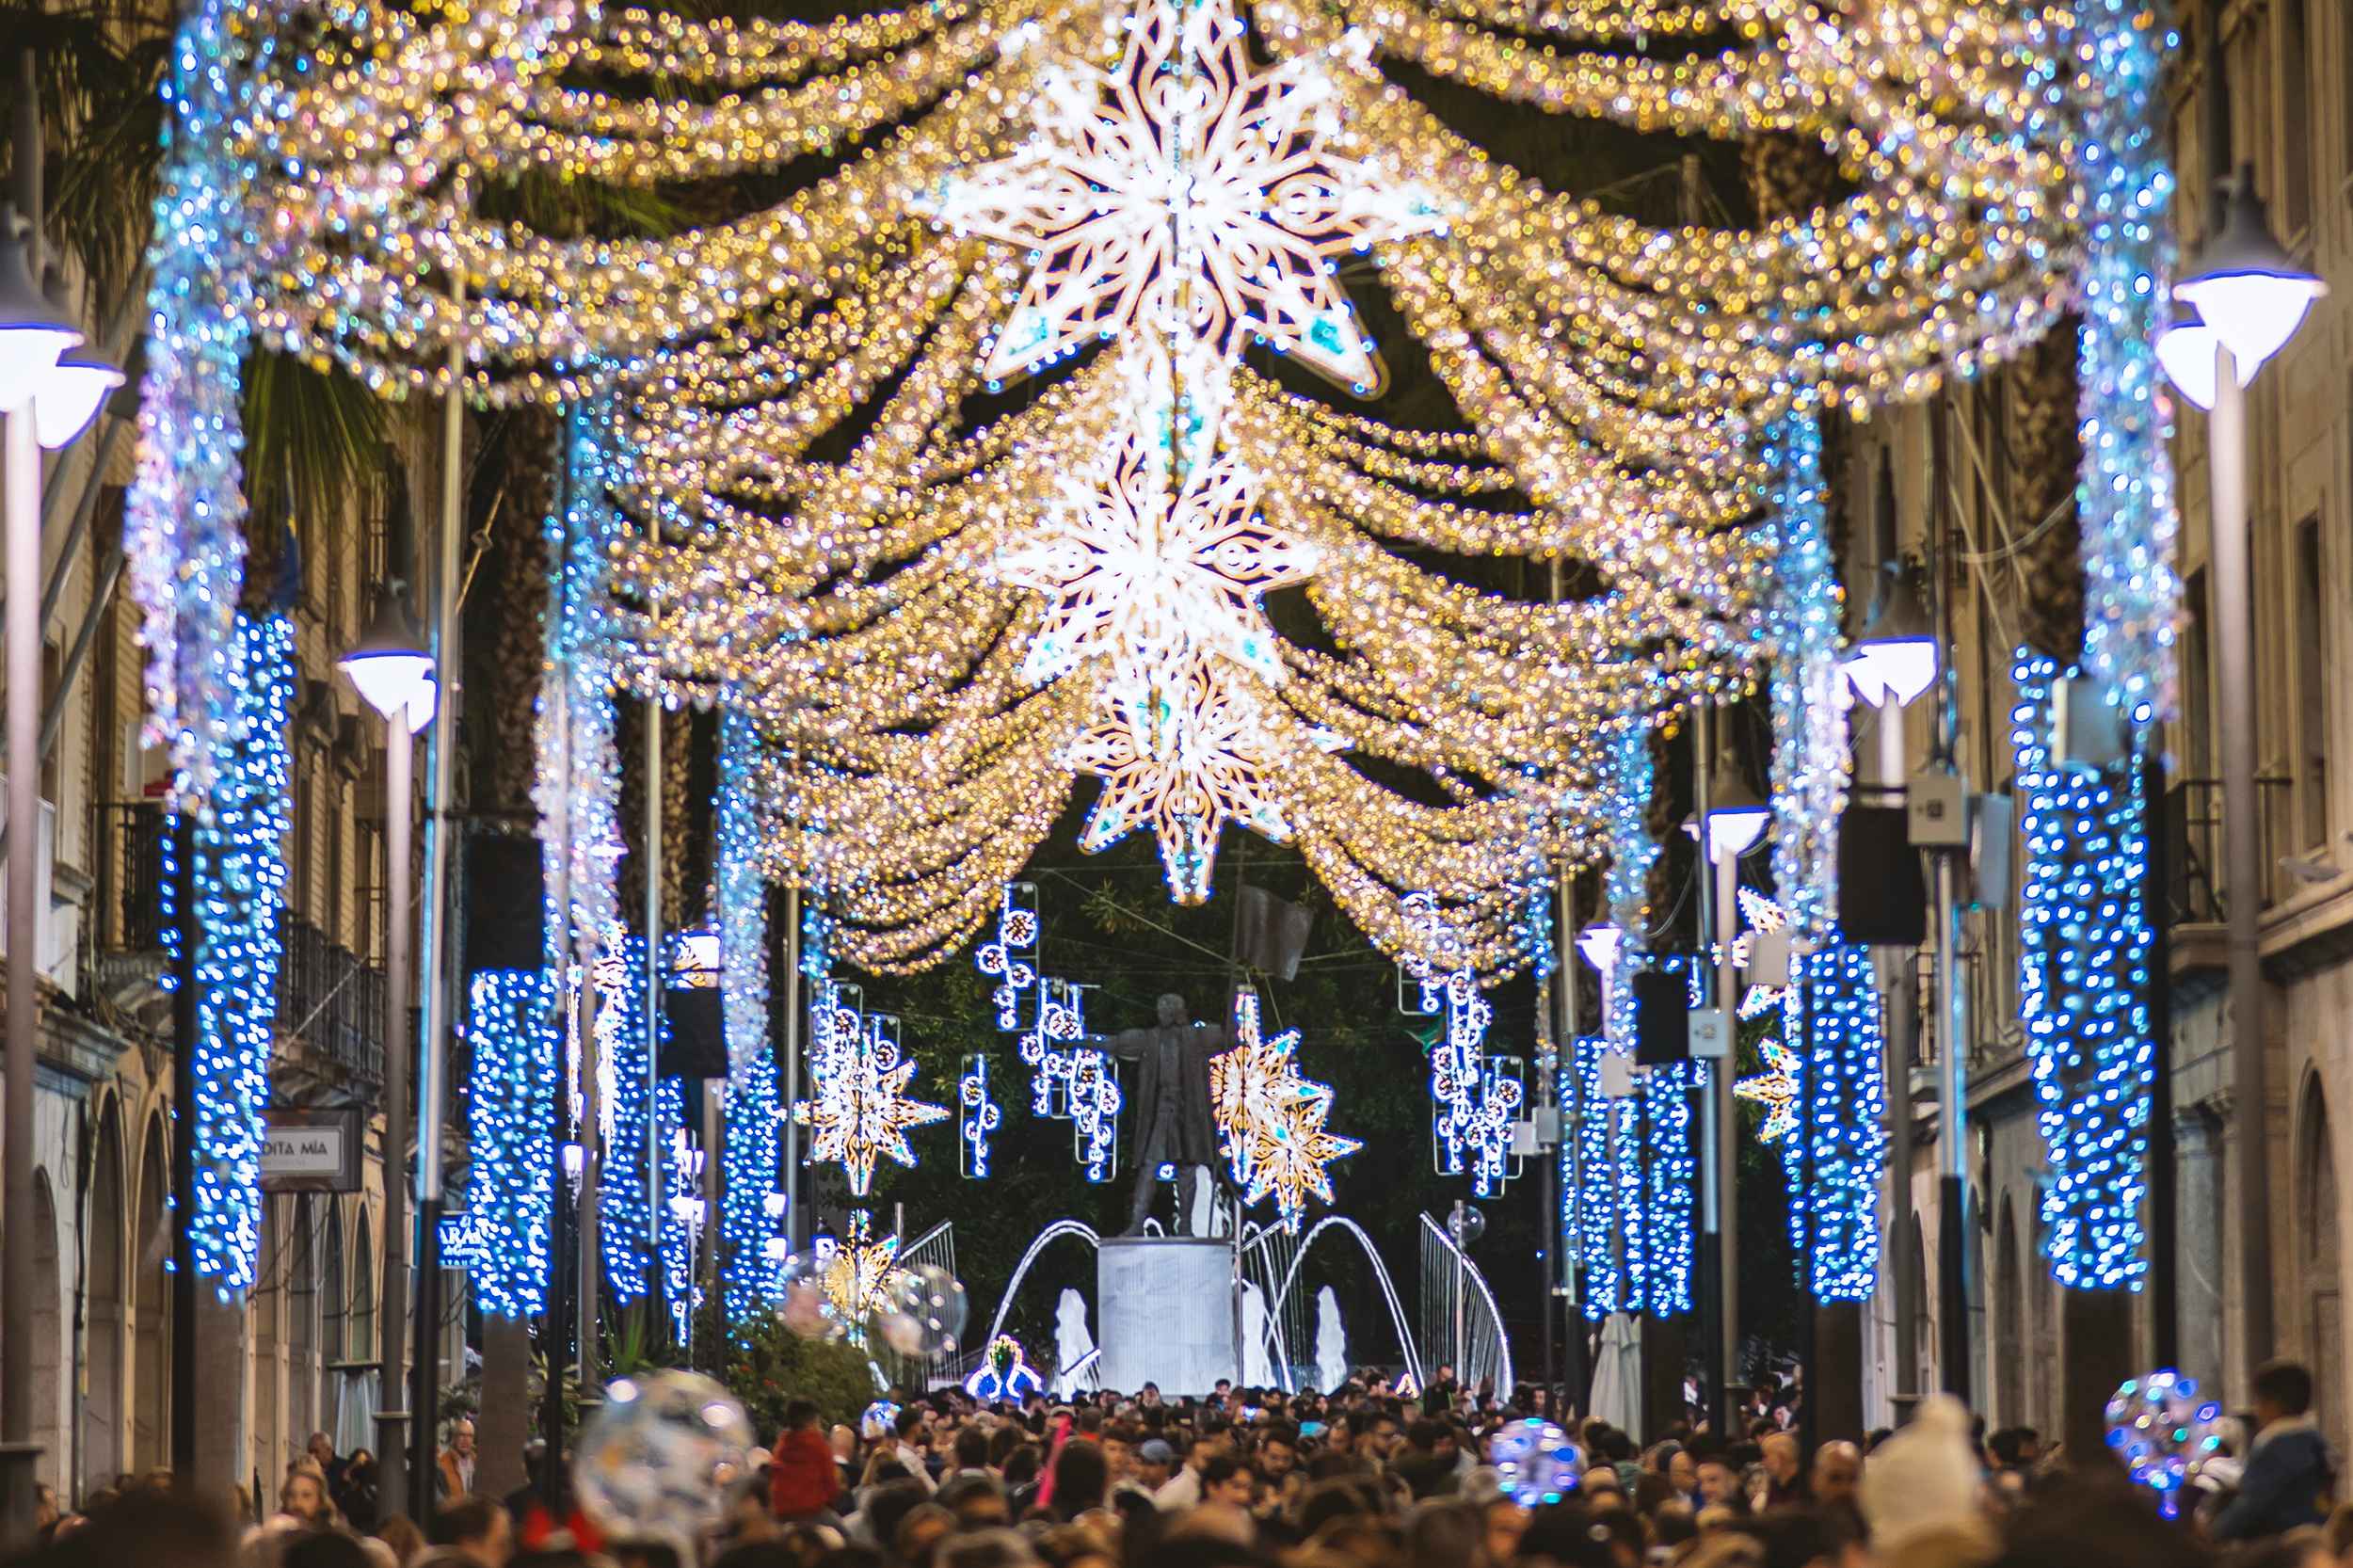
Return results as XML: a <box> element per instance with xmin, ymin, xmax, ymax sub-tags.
<box><xmin>8</xmin><ymin>1359</ymin><xmax>2345</xmax><ymax>1568</ymax></box>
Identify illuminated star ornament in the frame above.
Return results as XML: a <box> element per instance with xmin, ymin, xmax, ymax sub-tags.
<box><xmin>1735</xmin><ymin>1038</ymin><xmax>1802</xmax><ymax>1143</ymax></box>
<box><xmin>1000</xmin><ymin>430</ymin><xmax>1316</xmax><ymax>690</ymax></box>
<box><xmin>1068</xmin><ymin>658</ymin><xmax>1289</xmax><ymax>903</ymax></box>
<box><xmin>1211</xmin><ymin>990</ymin><xmax>1360</xmax><ymax>1224</ymax></box>
<box><xmin>794</xmin><ymin>1010</ymin><xmax>950</xmax><ymax>1196</ymax></box>
<box><xmin>922</xmin><ymin>0</ymin><xmax>1449</xmax><ymax>397</ymax></box>
<box><xmin>819</xmin><ymin>1208</ymin><xmax>908</xmax><ymax>1328</ymax></box>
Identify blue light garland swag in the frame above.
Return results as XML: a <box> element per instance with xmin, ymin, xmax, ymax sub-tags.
<box><xmin>718</xmin><ymin>712</ymin><xmax>786</xmax><ymax>1325</ymax></box>
<box><xmin>2013</xmin><ymin>652</ymin><xmax>2155</xmax><ymax>1289</ymax></box>
<box><xmin>161</xmin><ymin>612</ymin><xmax>295</xmax><ymax>1296</ymax></box>
<box><xmin>464</xmin><ymin>968</ymin><xmax>561</xmax><ymax>1319</ymax></box>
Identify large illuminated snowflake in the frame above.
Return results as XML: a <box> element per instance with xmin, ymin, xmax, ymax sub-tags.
<box><xmin>1000</xmin><ymin>429</ymin><xmax>1315</xmax><ymax>690</ymax></box>
<box><xmin>1069</xmin><ymin>657</ymin><xmax>1289</xmax><ymax>902</ymax></box>
<box><xmin>1212</xmin><ymin>990</ymin><xmax>1359</xmax><ymax>1224</ymax></box>
<box><xmin>921</xmin><ymin>0</ymin><xmax>1449</xmax><ymax>397</ymax></box>
<box><xmin>819</xmin><ymin>1208</ymin><xmax>908</xmax><ymax>1332</ymax></box>
<box><xmin>794</xmin><ymin>1010</ymin><xmax>949</xmax><ymax>1195</ymax></box>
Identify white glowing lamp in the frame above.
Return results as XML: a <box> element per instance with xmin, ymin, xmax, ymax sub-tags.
<box><xmin>1702</xmin><ymin>748</ymin><xmax>1770</xmax><ymax>865</ymax></box>
<box><xmin>1576</xmin><ymin>924</ymin><xmax>1624</xmax><ymax>976</ymax></box>
<box><xmin>340</xmin><ymin>588</ymin><xmax>435</xmax><ymax>721</ymax></box>
<box><xmin>0</xmin><ymin>217</ymin><xmax>80</xmax><ymax>413</ymax></box>
<box><xmin>1846</xmin><ymin>559</ymin><xmax>1939</xmax><ymax>710</ymax></box>
<box><xmin>2154</xmin><ymin>301</ymin><xmax>2241</xmax><ymax>412</ymax></box>
<box><xmin>2173</xmin><ymin>168</ymin><xmax>2325</xmax><ymax>376</ymax></box>
<box><xmin>32</xmin><ymin>349</ymin><xmax>123</xmax><ymax>449</ymax></box>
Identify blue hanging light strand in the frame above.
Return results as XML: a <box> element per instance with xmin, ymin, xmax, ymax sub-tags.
<box><xmin>595</xmin><ymin>936</ymin><xmax>668</xmax><ymax>1303</ymax></box>
<box><xmin>161</xmin><ymin>612</ymin><xmax>295</xmax><ymax>1296</ymax></box>
<box><xmin>2070</xmin><ymin>0</ymin><xmax>2182</xmax><ymax>725</ymax></box>
<box><xmin>717</xmin><ymin>711</ymin><xmax>785</xmax><ymax>1325</ymax></box>
<box><xmin>1764</xmin><ymin>407</ymin><xmax>1848</xmax><ymax>935</ymax></box>
<box><xmin>1797</xmin><ymin>945</ymin><xmax>1890</xmax><ymax>1301</ymax></box>
<box><xmin>2013</xmin><ymin>651</ymin><xmax>2155</xmax><ymax>1289</ymax></box>
<box><xmin>463</xmin><ymin>968</ymin><xmax>560</xmax><ymax>1319</ymax></box>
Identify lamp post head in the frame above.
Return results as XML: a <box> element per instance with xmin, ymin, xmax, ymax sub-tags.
<box><xmin>1576</xmin><ymin>923</ymin><xmax>1623</xmax><ymax>975</ymax></box>
<box><xmin>2174</xmin><ymin>166</ymin><xmax>2326</xmax><ymax>376</ymax></box>
<box><xmin>33</xmin><ymin>346</ymin><xmax>124</xmax><ymax>450</ymax></box>
<box><xmin>0</xmin><ymin>210</ymin><xmax>82</xmax><ymax>414</ymax></box>
<box><xmin>1846</xmin><ymin>558</ymin><xmax>1939</xmax><ymax>709</ymax></box>
<box><xmin>1702</xmin><ymin>741</ymin><xmax>1771</xmax><ymax>865</ymax></box>
<box><xmin>339</xmin><ymin>585</ymin><xmax>434</xmax><ymax>720</ymax></box>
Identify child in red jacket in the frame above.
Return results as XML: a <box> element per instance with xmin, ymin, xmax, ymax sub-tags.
<box><xmin>769</xmin><ymin>1400</ymin><xmax>843</xmax><ymax>1522</ymax></box>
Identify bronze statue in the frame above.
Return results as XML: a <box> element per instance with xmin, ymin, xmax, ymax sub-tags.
<box><xmin>1098</xmin><ymin>993</ymin><xmax>1227</xmax><ymax>1236</ymax></box>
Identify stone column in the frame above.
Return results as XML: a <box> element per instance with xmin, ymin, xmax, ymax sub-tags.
<box><xmin>2176</xmin><ymin>1102</ymin><xmax>2227</xmax><ymax>1395</ymax></box>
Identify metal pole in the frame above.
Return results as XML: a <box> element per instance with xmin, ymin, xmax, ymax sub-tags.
<box><xmin>2146</xmin><ymin>753</ymin><xmax>2180</xmax><ymax>1371</ymax></box>
<box><xmin>1713</xmin><ymin>835</ymin><xmax>1741</xmax><ymax>1421</ymax></box>
<box><xmin>1877</xmin><ymin>706</ymin><xmax>1921</xmax><ymax>1408</ymax></box>
<box><xmin>168</xmin><ymin>820</ymin><xmax>198</xmax><ymax>1479</ymax></box>
<box><xmin>1932</xmin><ymin>846</ymin><xmax>1969</xmax><ymax>1401</ymax></box>
<box><xmin>1451</xmin><ymin>1199</ymin><xmax>1466</xmax><ymax>1382</ymax></box>
<box><xmin>644</xmin><ymin>600</ymin><xmax>664</xmax><ymax>1305</ymax></box>
<box><xmin>782</xmin><ymin>884</ymin><xmax>802</xmax><ymax>1252</ymax></box>
<box><xmin>411</xmin><ymin>311</ymin><xmax>467</xmax><ymax>1496</ymax></box>
<box><xmin>376</xmin><ymin>716</ymin><xmax>414</xmax><ymax>1518</ymax></box>
<box><xmin>1556</xmin><ymin>865</ymin><xmax>1586</xmax><ymax>1413</ymax></box>
<box><xmin>2210</xmin><ymin>340</ymin><xmax>2270</xmax><ymax>1378</ymax></box>
<box><xmin>1</xmin><ymin>408</ymin><xmax>40</xmax><ymax>1536</ymax></box>
<box><xmin>1693</xmin><ymin>713</ymin><xmax>1724</xmax><ymax>1427</ymax></box>
<box><xmin>2</xmin><ymin>74</ymin><xmax>48</xmax><ymax>1512</ymax></box>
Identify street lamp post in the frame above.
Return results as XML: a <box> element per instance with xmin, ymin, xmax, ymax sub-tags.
<box><xmin>1</xmin><ymin>133</ymin><xmax>120</xmax><ymax>1531</ymax></box>
<box><xmin>341</xmin><ymin>588</ymin><xmax>434</xmax><ymax>1521</ymax></box>
<box><xmin>2160</xmin><ymin>165</ymin><xmax>2324</xmax><ymax>1384</ymax></box>
<box><xmin>1847</xmin><ymin>552</ymin><xmax>1939</xmax><ymax>1410</ymax></box>
<box><xmin>1703</xmin><ymin>741</ymin><xmax>1769</xmax><ymax>1428</ymax></box>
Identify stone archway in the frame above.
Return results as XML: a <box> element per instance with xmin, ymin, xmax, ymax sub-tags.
<box><xmin>85</xmin><ymin>1109</ymin><xmax>125</xmax><ymax>1491</ymax></box>
<box><xmin>1995</xmin><ymin>1195</ymin><xmax>2024</xmax><ymax>1423</ymax></box>
<box><xmin>2297</xmin><ymin>1075</ymin><xmax>2344</xmax><ymax>1453</ymax></box>
<box><xmin>130</xmin><ymin>1116</ymin><xmax>171</xmax><ymax>1472</ymax></box>
<box><xmin>31</xmin><ymin>1172</ymin><xmax>62</xmax><ymax>1490</ymax></box>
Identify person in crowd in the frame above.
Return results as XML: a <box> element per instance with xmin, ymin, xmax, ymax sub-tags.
<box><xmin>416</xmin><ymin>1496</ymin><xmax>512</xmax><ymax>1568</ymax></box>
<box><xmin>2216</xmin><ymin>1361</ymin><xmax>2340</xmax><ymax>1541</ymax></box>
<box><xmin>1756</xmin><ymin>1432</ymin><xmax>1803</xmax><ymax>1511</ymax></box>
<box><xmin>772</xmin><ymin>1399</ymin><xmax>845</xmax><ymax>1524</ymax></box>
<box><xmin>1809</xmin><ymin>1440</ymin><xmax>1863</xmax><ymax>1515</ymax></box>
<box><xmin>434</xmin><ymin>1418</ymin><xmax>478</xmax><ymax>1501</ymax></box>
<box><xmin>277</xmin><ymin>1468</ymin><xmax>338</xmax><ymax>1529</ymax></box>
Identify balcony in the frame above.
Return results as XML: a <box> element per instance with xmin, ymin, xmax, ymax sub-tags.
<box><xmin>92</xmin><ymin>804</ymin><xmax>385</xmax><ymax>1103</ymax></box>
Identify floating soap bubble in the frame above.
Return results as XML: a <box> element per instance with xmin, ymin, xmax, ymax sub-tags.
<box><xmin>775</xmin><ymin>1252</ymin><xmax>843</xmax><ymax>1342</ymax></box>
<box><xmin>878</xmin><ymin>1263</ymin><xmax>969</xmax><ymax>1357</ymax></box>
<box><xmin>2105</xmin><ymin>1368</ymin><xmax>2224</xmax><ymax>1518</ymax></box>
<box><xmin>1490</xmin><ymin>1418</ymin><xmax>1582</xmax><ymax>1508</ymax></box>
<box><xmin>573</xmin><ymin>1371</ymin><xmax>756</xmax><ymax>1547</ymax></box>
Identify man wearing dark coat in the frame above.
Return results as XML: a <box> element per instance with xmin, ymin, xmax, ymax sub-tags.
<box><xmin>1099</xmin><ymin>993</ymin><xmax>1226</xmax><ymax>1236</ymax></box>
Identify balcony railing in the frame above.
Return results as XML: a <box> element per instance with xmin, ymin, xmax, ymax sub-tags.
<box><xmin>2157</xmin><ymin>779</ymin><xmax>2225</xmax><ymax>927</ymax></box>
<box><xmin>95</xmin><ymin>803</ymin><xmax>384</xmax><ymax>1100</ymax></box>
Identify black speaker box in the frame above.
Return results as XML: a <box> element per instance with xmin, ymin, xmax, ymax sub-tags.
<box><xmin>661</xmin><ymin>985</ymin><xmax>728</xmax><ymax>1079</ymax></box>
<box><xmin>463</xmin><ymin>835</ymin><xmax>547</xmax><ymax>972</ymax></box>
<box><xmin>1632</xmin><ymin>968</ymin><xmax>1691</xmax><ymax>1065</ymax></box>
<box><xmin>1836</xmin><ymin>804</ymin><xmax>1929</xmax><ymax>946</ymax></box>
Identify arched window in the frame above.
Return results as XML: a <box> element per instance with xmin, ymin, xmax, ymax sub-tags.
<box><xmin>86</xmin><ymin>1109</ymin><xmax>126</xmax><ymax>1489</ymax></box>
<box><xmin>32</xmin><ymin>1172</ymin><xmax>62</xmax><ymax>1489</ymax></box>
<box><xmin>132</xmin><ymin>1117</ymin><xmax>171</xmax><ymax>1471</ymax></box>
<box><xmin>322</xmin><ymin>1204</ymin><xmax>347</xmax><ymax>1368</ymax></box>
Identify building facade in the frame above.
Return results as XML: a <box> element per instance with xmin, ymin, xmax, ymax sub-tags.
<box><xmin>1849</xmin><ymin>0</ymin><xmax>2353</xmax><ymax>1448</ymax></box>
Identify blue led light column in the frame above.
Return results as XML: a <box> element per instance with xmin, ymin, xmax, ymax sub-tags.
<box><xmin>464</xmin><ymin>969</ymin><xmax>561</xmax><ymax>1318</ymax></box>
<box><xmin>160</xmin><ymin>612</ymin><xmax>296</xmax><ymax>1296</ymax></box>
<box><xmin>2012</xmin><ymin>653</ymin><xmax>2155</xmax><ymax>1291</ymax></box>
<box><xmin>717</xmin><ymin>712</ymin><xmax>785</xmax><ymax>1328</ymax></box>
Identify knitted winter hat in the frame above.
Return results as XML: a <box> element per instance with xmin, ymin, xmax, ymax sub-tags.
<box><xmin>1859</xmin><ymin>1396</ymin><xmax>1986</xmax><ymax>1553</ymax></box>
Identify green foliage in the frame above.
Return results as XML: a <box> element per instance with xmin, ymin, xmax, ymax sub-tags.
<box><xmin>717</xmin><ymin>1317</ymin><xmax>880</xmax><ymax>1439</ymax></box>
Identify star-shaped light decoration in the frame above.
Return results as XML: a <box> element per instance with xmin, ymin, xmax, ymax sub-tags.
<box><xmin>920</xmin><ymin>0</ymin><xmax>1449</xmax><ymax>399</ymax></box>
<box><xmin>794</xmin><ymin>1012</ymin><xmax>950</xmax><ymax>1195</ymax></box>
<box><xmin>1733</xmin><ymin>887</ymin><xmax>1794</xmax><ymax>1020</ymax></box>
<box><xmin>1000</xmin><ymin>426</ymin><xmax>1316</xmax><ymax>690</ymax></box>
<box><xmin>1068</xmin><ymin>656</ymin><xmax>1288</xmax><ymax>903</ymax></box>
<box><xmin>1211</xmin><ymin>990</ymin><xmax>1360</xmax><ymax>1224</ymax></box>
<box><xmin>1735</xmin><ymin>1036</ymin><xmax>1801</xmax><ymax>1143</ymax></box>
<box><xmin>818</xmin><ymin>1208</ymin><xmax>908</xmax><ymax>1337</ymax></box>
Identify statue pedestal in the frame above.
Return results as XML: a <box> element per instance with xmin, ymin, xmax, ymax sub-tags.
<box><xmin>1097</xmin><ymin>1237</ymin><xmax>1236</xmax><ymax>1396</ymax></box>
